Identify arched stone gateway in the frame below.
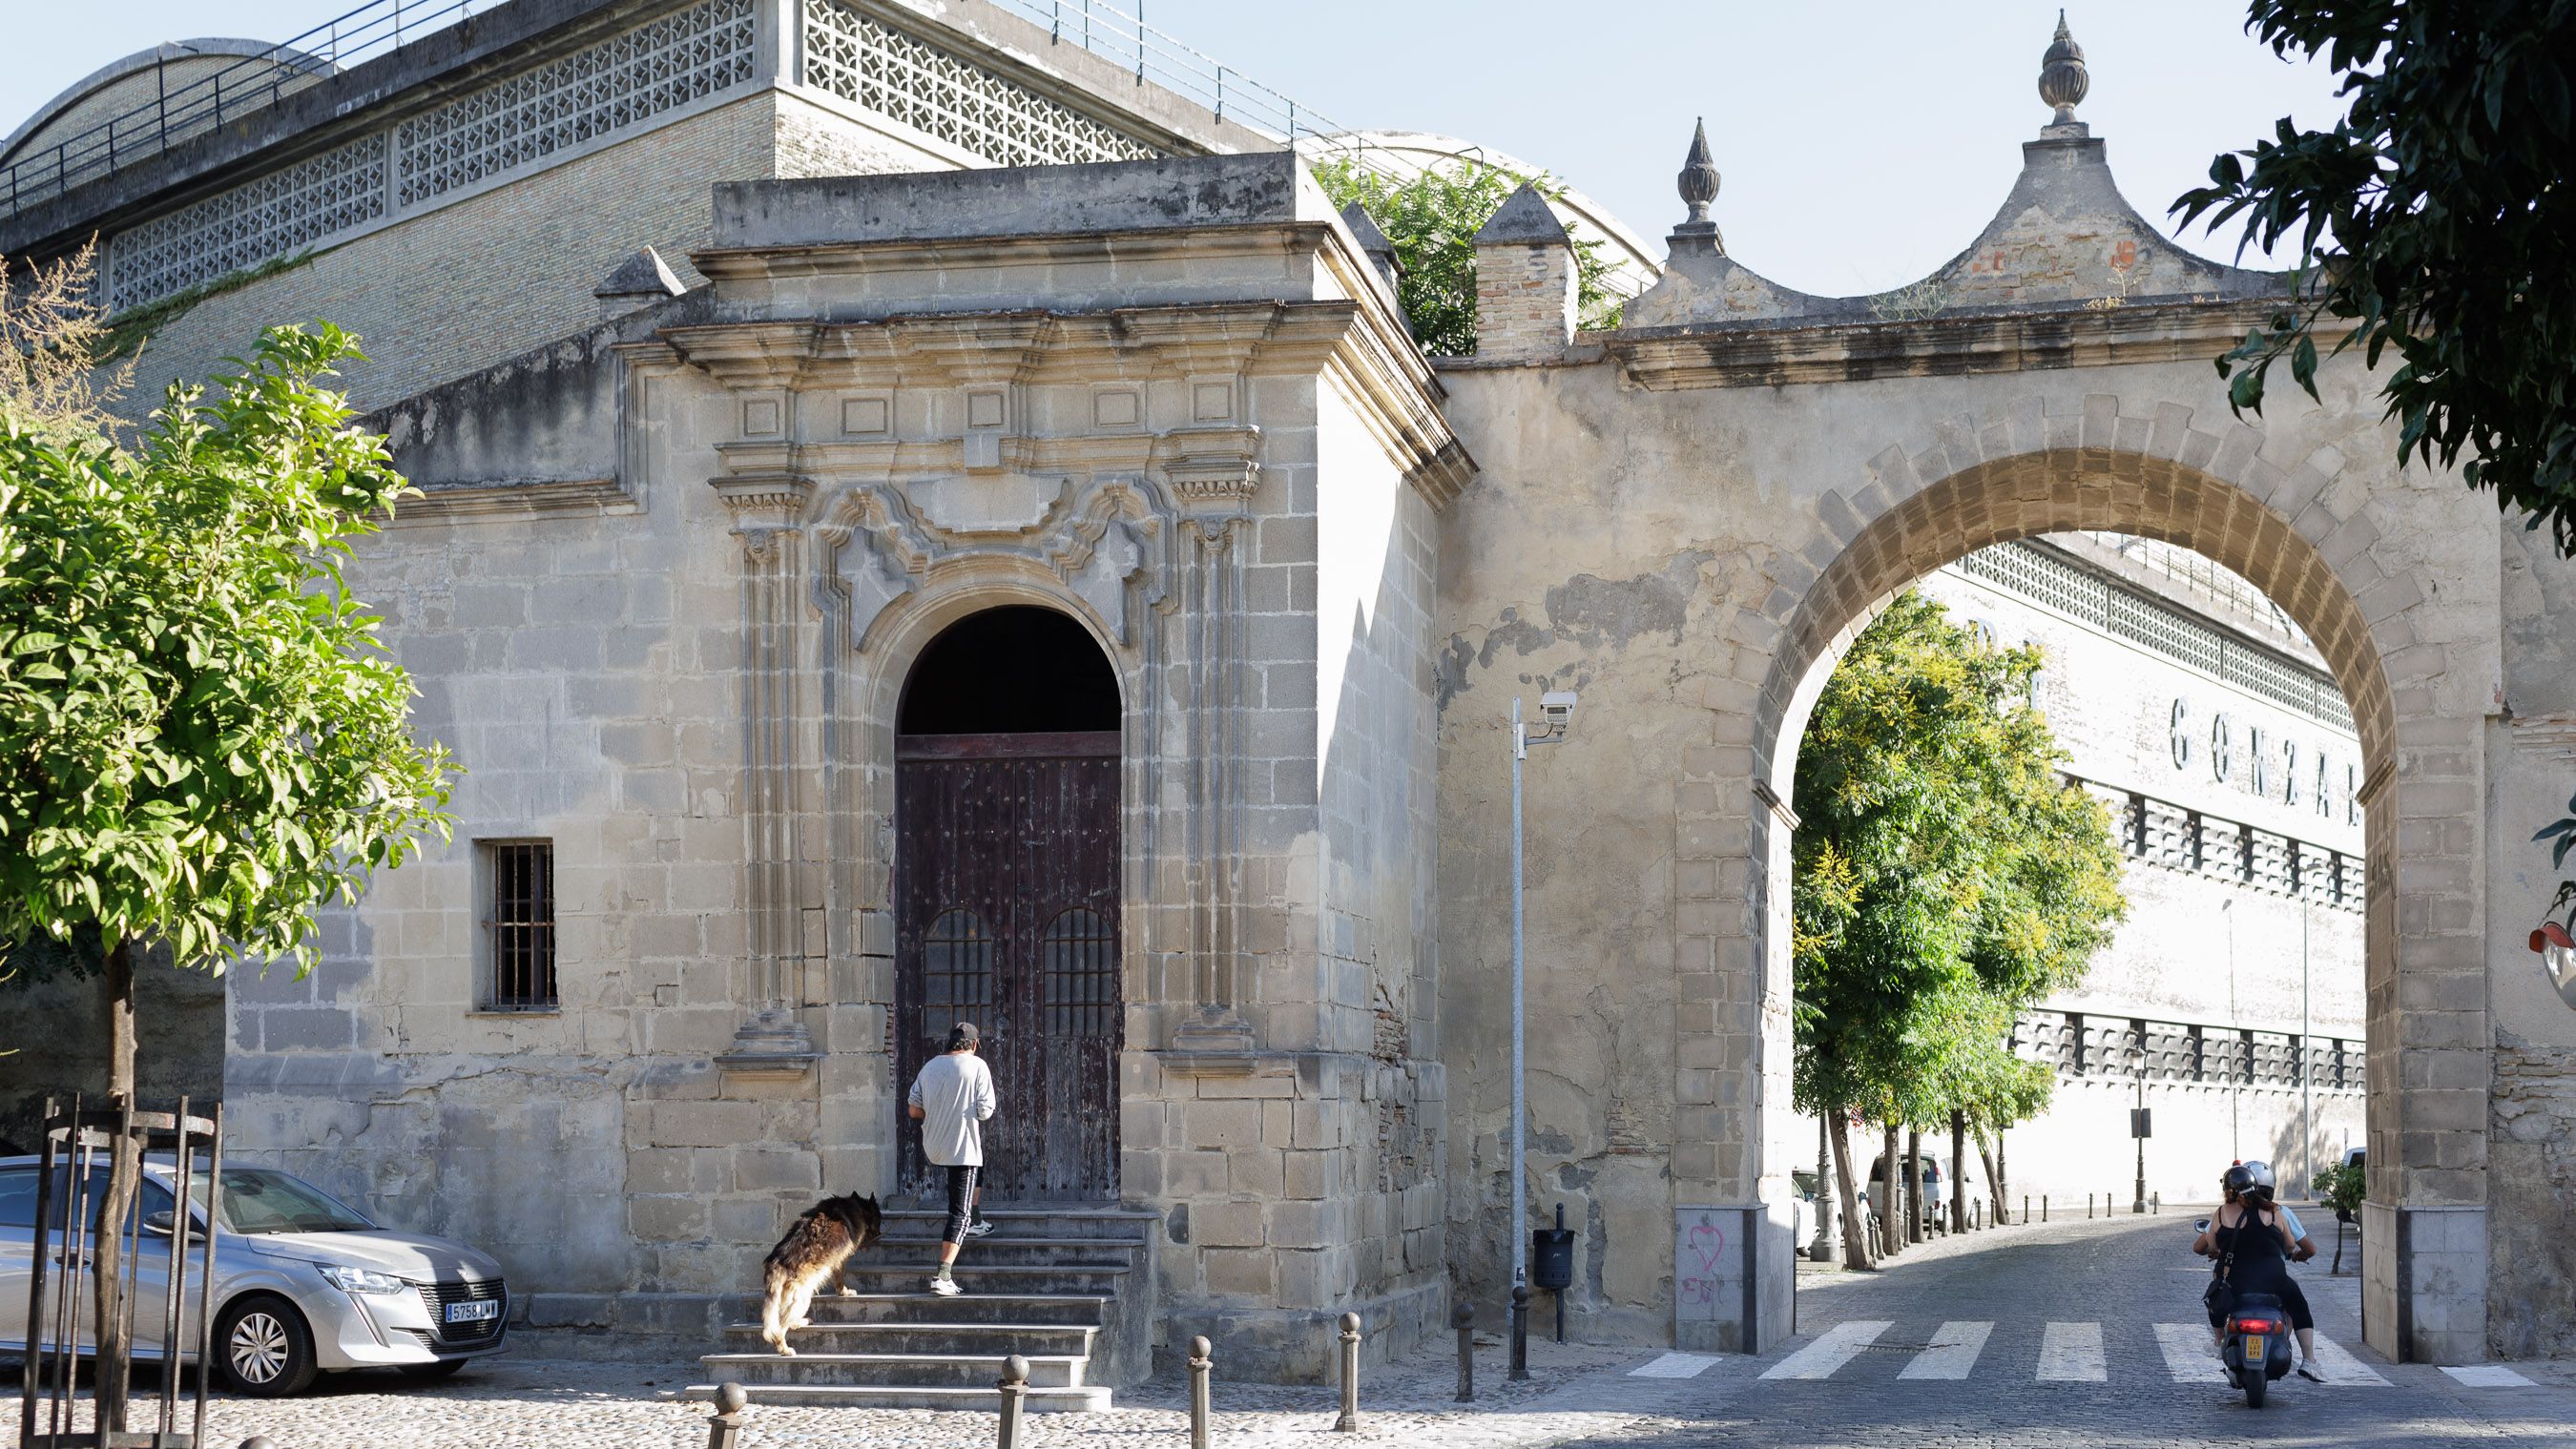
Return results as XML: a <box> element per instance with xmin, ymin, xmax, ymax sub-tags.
<box><xmin>1434</xmin><ymin>30</ymin><xmax>2576</xmax><ymax>1365</ymax></box>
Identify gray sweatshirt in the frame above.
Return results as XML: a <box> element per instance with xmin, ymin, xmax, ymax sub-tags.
<box><xmin>908</xmin><ymin>1051</ymin><xmax>996</xmax><ymax>1167</ymax></box>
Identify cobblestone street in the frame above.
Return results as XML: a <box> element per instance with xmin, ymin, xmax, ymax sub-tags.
<box><xmin>19</xmin><ymin>1213</ymin><xmax>2573</xmax><ymax>1448</ymax></box>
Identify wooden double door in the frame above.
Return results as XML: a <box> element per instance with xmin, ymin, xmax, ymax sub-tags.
<box><xmin>894</xmin><ymin>730</ymin><xmax>1122</xmax><ymax>1203</ymax></box>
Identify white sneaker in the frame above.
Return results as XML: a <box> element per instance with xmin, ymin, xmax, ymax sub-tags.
<box><xmin>929</xmin><ymin>1275</ymin><xmax>963</xmax><ymax>1297</ymax></box>
<box><xmin>965</xmin><ymin>1218</ymin><xmax>996</xmax><ymax>1238</ymax></box>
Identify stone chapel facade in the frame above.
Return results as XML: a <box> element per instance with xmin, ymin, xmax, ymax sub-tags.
<box><xmin>6</xmin><ymin>0</ymin><xmax>2574</xmax><ymax>1381</ymax></box>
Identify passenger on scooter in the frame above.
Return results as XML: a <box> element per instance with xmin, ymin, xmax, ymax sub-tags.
<box><xmin>2194</xmin><ymin>1163</ymin><xmax>2322</xmax><ymax>1382</ymax></box>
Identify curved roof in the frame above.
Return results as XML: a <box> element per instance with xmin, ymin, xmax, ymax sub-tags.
<box><xmin>1297</xmin><ymin>129</ymin><xmax>1661</xmax><ymax>298</ymax></box>
<box><xmin>2</xmin><ymin>39</ymin><xmax>330</xmax><ymax>168</ymax></box>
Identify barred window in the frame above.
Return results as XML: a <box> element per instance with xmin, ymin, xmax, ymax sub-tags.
<box><xmin>1040</xmin><ymin>907</ymin><xmax>1118</xmax><ymax>1038</ymax></box>
<box><xmin>484</xmin><ymin>841</ymin><xmax>556</xmax><ymax>1009</ymax></box>
<box><xmin>921</xmin><ymin>909</ymin><xmax>995</xmax><ymax>1041</ymax></box>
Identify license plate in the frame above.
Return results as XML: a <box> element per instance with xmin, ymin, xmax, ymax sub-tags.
<box><xmin>445</xmin><ymin>1298</ymin><xmax>501</xmax><ymax>1325</ymax></box>
<box><xmin>2242</xmin><ymin>1335</ymin><xmax>2264</xmax><ymax>1360</ymax></box>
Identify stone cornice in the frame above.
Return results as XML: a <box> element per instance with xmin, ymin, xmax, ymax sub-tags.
<box><xmin>382</xmin><ymin>476</ymin><xmax>637</xmax><ymax>525</ymax></box>
<box><xmin>1601</xmin><ymin>299</ymin><xmax>2337</xmax><ymax>391</ymax></box>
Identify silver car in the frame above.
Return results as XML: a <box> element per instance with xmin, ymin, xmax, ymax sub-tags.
<box><xmin>0</xmin><ymin>1154</ymin><xmax>508</xmax><ymax>1395</ymax></box>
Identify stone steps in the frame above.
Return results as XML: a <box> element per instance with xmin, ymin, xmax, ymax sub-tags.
<box><xmin>702</xmin><ymin>1350</ymin><xmax>1092</xmax><ymax>1388</ymax></box>
<box><xmin>722</xmin><ymin>1319</ymin><xmax>1099</xmax><ymax>1357</ymax></box>
<box><xmin>695</xmin><ymin>1207</ymin><xmax>1157</xmax><ymax>1410</ymax></box>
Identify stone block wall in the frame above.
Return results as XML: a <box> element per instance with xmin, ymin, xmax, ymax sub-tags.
<box><xmin>1470</xmin><ymin>241</ymin><xmax>1576</xmax><ymax>362</ymax></box>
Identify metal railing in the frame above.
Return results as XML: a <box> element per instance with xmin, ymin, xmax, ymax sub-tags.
<box><xmin>995</xmin><ymin>0</ymin><xmax>1345</xmax><ymax>143</ymax></box>
<box><xmin>1</xmin><ymin>0</ymin><xmax>490</xmax><ymax>217</ymax></box>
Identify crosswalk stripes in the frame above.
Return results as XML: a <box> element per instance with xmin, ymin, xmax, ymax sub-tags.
<box><xmin>1759</xmin><ymin>1320</ymin><xmax>1892</xmax><ymax>1379</ymax></box>
<box><xmin>2309</xmin><ymin>1333</ymin><xmax>2391</xmax><ymax>1386</ymax></box>
<box><xmin>1756</xmin><ymin>1320</ymin><xmax>2401</xmax><ymax>1387</ymax></box>
<box><xmin>2154</xmin><ymin>1322</ymin><xmax>2231</xmax><ymax>1383</ymax></box>
<box><xmin>1897</xmin><ymin>1320</ymin><xmax>1993</xmax><ymax>1379</ymax></box>
<box><xmin>2036</xmin><ymin>1321</ymin><xmax>2106</xmax><ymax>1381</ymax></box>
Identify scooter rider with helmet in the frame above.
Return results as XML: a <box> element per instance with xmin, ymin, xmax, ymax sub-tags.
<box><xmin>2193</xmin><ymin>1161</ymin><xmax>2323</xmax><ymax>1382</ymax></box>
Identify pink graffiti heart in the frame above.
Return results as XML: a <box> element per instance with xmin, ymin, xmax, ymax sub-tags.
<box><xmin>1687</xmin><ymin>1222</ymin><xmax>1726</xmax><ymax>1273</ymax></box>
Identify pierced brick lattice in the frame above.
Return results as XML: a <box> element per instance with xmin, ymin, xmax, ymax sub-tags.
<box><xmin>395</xmin><ymin>0</ymin><xmax>758</xmax><ymax>207</ymax></box>
<box><xmin>109</xmin><ymin>135</ymin><xmax>386</xmax><ymax>311</ymax></box>
<box><xmin>801</xmin><ymin>0</ymin><xmax>1160</xmax><ymax>168</ymax></box>
<box><xmin>2015</xmin><ymin>1009</ymin><xmax>2362</xmax><ymax>1093</ymax></box>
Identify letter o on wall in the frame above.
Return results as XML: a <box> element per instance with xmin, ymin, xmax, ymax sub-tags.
<box><xmin>2210</xmin><ymin>713</ymin><xmax>2233</xmax><ymax>786</ymax></box>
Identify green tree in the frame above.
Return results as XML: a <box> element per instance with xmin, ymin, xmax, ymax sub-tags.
<box><xmin>1308</xmin><ymin>155</ymin><xmax>1620</xmax><ymax>354</ymax></box>
<box><xmin>2173</xmin><ymin>0</ymin><xmax>2576</xmax><ymax>554</ymax></box>
<box><xmin>1791</xmin><ymin>592</ymin><xmax>2126</xmax><ymax>1268</ymax></box>
<box><xmin>0</xmin><ymin>324</ymin><xmax>454</xmax><ymax>1423</ymax></box>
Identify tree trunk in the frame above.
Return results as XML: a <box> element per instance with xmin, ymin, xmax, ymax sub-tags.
<box><xmin>1827</xmin><ymin>1115</ymin><xmax>1874</xmax><ymax>1271</ymax></box>
<box><xmin>1880</xmin><ymin>1121</ymin><xmax>1901</xmax><ymax>1258</ymax></box>
<box><xmin>1905</xmin><ymin>1128</ymin><xmax>1922</xmax><ymax>1244</ymax></box>
<box><xmin>1949</xmin><ymin>1110</ymin><xmax>1968</xmax><ymax>1233</ymax></box>
<box><xmin>1975</xmin><ymin>1124</ymin><xmax>2008</xmax><ymax>1224</ymax></box>
<box><xmin>93</xmin><ymin>936</ymin><xmax>138</xmax><ymax>1432</ymax></box>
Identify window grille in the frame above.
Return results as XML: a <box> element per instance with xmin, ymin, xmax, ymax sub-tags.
<box><xmin>920</xmin><ymin>908</ymin><xmax>995</xmax><ymax>1040</ymax></box>
<box><xmin>802</xmin><ymin>0</ymin><xmax>1161</xmax><ymax>168</ymax></box>
<box><xmin>2250</xmin><ymin>830</ymin><xmax>2295</xmax><ymax>895</ymax></box>
<box><xmin>485</xmin><ymin>841</ymin><xmax>556</xmax><ymax>1009</ymax></box>
<box><xmin>1040</xmin><ymin>907</ymin><xmax>1118</xmax><ymax>1038</ymax></box>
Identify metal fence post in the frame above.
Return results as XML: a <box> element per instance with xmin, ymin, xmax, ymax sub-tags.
<box><xmin>1187</xmin><ymin>1335</ymin><xmax>1212</xmax><ymax>1449</ymax></box>
<box><xmin>1508</xmin><ymin>1285</ymin><xmax>1529</xmax><ymax>1381</ymax></box>
<box><xmin>1334</xmin><ymin>1313</ymin><xmax>1361</xmax><ymax>1433</ymax></box>
<box><xmin>706</xmin><ymin>1382</ymin><xmax>751</xmax><ymax>1449</ymax></box>
<box><xmin>1451</xmin><ymin>1302</ymin><xmax>1474</xmax><ymax>1402</ymax></box>
<box><xmin>995</xmin><ymin>1355</ymin><xmax>1028</xmax><ymax>1449</ymax></box>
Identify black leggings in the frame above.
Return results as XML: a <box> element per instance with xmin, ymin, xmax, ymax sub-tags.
<box><xmin>2209</xmin><ymin>1272</ymin><xmax>2316</xmax><ymax>1331</ymax></box>
<box><xmin>943</xmin><ymin>1165</ymin><xmax>980</xmax><ymax>1246</ymax></box>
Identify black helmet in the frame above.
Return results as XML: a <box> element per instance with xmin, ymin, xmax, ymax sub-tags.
<box><xmin>2222</xmin><ymin>1164</ymin><xmax>2257</xmax><ymax>1195</ymax></box>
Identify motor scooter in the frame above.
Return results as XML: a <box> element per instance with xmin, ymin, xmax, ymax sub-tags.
<box><xmin>2196</xmin><ymin>1217</ymin><xmax>2296</xmax><ymax>1406</ymax></box>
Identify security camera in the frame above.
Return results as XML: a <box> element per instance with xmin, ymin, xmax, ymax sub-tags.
<box><xmin>1539</xmin><ymin>691</ymin><xmax>1578</xmax><ymax>721</ymax></box>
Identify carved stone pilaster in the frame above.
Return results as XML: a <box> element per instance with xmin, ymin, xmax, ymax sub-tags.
<box><xmin>1162</xmin><ymin>430</ymin><xmax>1261</xmax><ymax>1070</ymax></box>
<box><xmin>713</xmin><ymin>466</ymin><xmax>823</xmax><ymax>1074</ymax></box>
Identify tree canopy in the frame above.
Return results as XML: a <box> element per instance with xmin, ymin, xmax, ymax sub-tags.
<box><xmin>1308</xmin><ymin>155</ymin><xmax>1620</xmax><ymax>355</ymax></box>
<box><xmin>0</xmin><ymin>323</ymin><xmax>455</xmax><ymax>983</ymax></box>
<box><xmin>1791</xmin><ymin>592</ymin><xmax>2127</xmax><ymax>1261</ymax></box>
<box><xmin>2174</xmin><ymin>0</ymin><xmax>2576</xmax><ymax>554</ymax></box>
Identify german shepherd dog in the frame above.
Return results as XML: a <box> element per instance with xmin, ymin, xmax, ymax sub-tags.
<box><xmin>759</xmin><ymin>1192</ymin><xmax>883</xmax><ymax>1354</ymax></box>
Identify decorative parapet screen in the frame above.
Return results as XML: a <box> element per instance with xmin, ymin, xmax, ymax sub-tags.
<box><xmin>394</xmin><ymin>0</ymin><xmax>758</xmax><ymax>207</ymax></box>
<box><xmin>100</xmin><ymin>0</ymin><xmax>758</xmax><ymax>310</ymax></box>
<box><xmin>801</xmin><ymin>0</ymin><xmax>1160</xmax><ymax>168</ymax></box>
<box><xmin>109</xmin><ymin>135</ymin><xmax>388</xmax><ymax>310</ymax></box>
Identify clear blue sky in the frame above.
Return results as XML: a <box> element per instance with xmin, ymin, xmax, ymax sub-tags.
<box><xmin>1</xmin><ymin>1</ymin><xmax>2344</xmax><ymax>295</ymax></box>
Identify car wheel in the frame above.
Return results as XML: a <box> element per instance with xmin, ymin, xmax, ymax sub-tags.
<box><xmin>215</xmin><ymin>1294</ymin><xmax>320</xmax><ymax>1397</ymax></box>
<box><xmin>398</xmin><ymin>1358</ymin><xmax>467</xmax><ymax>1382</ymax></box>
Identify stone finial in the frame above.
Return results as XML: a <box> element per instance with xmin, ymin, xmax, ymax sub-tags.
<box><xmin>1672</xmin><ymin>118</ymin><xmax>1725</xmax><ymax>255</ymax></box>
<box><xmin>2039</xmin><ymin>10</ymin><xmax>2089</xmax><ymax>135</ymax></box>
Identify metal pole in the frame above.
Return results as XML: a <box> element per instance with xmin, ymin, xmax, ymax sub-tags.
<box><xmin>2133</xmin><ymin>1068</ymin><xmax>2147</xmax><ymax>1214</ymax></box>
<box><xmin>2302</xmin><ymin>899</ymin><xmax>2314</xmax><ymax>1198</ymax></box>
<box><xmin>1334</xmin><ymin>1314</ymin><xmax>1361</xmax><ymax>1432</ymax></box>
<box><xmin>1510</xmin><ymin>696</ymin><xmax>1527</xmax><ymax>1293</ymax></box>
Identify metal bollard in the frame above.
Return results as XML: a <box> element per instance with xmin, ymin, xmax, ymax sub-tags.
<box><xmin>2152</xmin><ymin>1191</ymin><xmax>2160</xmax><ymax>1215</ymax></box>
<box><xmin>1508</xmin><ymin>1285</ymin><xmax>1530</xmax><ymax>1381</ymax></box>
<box><xmin>2043</xmin><ymin>1195</ymin><xmax>2049</xmax><ymax>1222</ymax></box>
<box><xmin>1188</xmin><ymin>1336</ymin><xmax>1213</xmax><ymax>1449</ymax></box>
<box><xmin>996</xmin><ymin>1355</ymin><xmax>1029</xmax><ymax>1449</ymax></box>
<box><xmin>1452</xmin><ymin>1301</ymin><xmax>1475</xmax><ymax>1402</ymax></box>
<box><xmin>2088</xmin><ymin>1193</ymin><xmax>2094</xmax><ymax>1220</ymax></box>
<box><xmin>2023</xmin><ymin>1194</ymin><xmax>2029</xmax><ymax>1225</ymax></box>
<box><xmin>240</xmin><ymin>1439</ymin><xmax>278</xmax><ymax>1449</ymax></box>
<box><xmin>1335</xmin><ymin>1312</ymin><xmax>1362</xmax><ymax>1433</ymax></box>
<box><xmin>706</xmin><ymin>1383</ymin><xmax>752</xmax><ymax>1449</ymax></box>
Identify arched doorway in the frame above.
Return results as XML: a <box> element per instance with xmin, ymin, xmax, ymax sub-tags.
<box><xmin>895</xmin><ymin>605</ymin><xmax>1123</xmax><ymax>1203</ymax></box>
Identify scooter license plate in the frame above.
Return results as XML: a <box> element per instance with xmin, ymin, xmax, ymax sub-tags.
<box><xmin>2243</xmin><ymin>1335</ymin><xmax>2264</xmax><ymax>1360</ymax></box>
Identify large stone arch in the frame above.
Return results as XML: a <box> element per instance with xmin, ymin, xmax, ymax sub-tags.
<box><xmin>1691</xmin><ymin>391</ymin><xmax>2490</xmax><ymax>1363</ymax></box>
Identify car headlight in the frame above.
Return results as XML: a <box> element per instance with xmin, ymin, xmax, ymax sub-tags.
<box><xmin>319</xmin><ymin>1265</ymin><xmax>411</xmax><ymax>1296</ymax></box>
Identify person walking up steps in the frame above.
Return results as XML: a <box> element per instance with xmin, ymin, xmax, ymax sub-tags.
<box><xmin>907</xmin><ymin>1021</ymin><xmax>997</xmax><ymax>1296</ymax></box>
